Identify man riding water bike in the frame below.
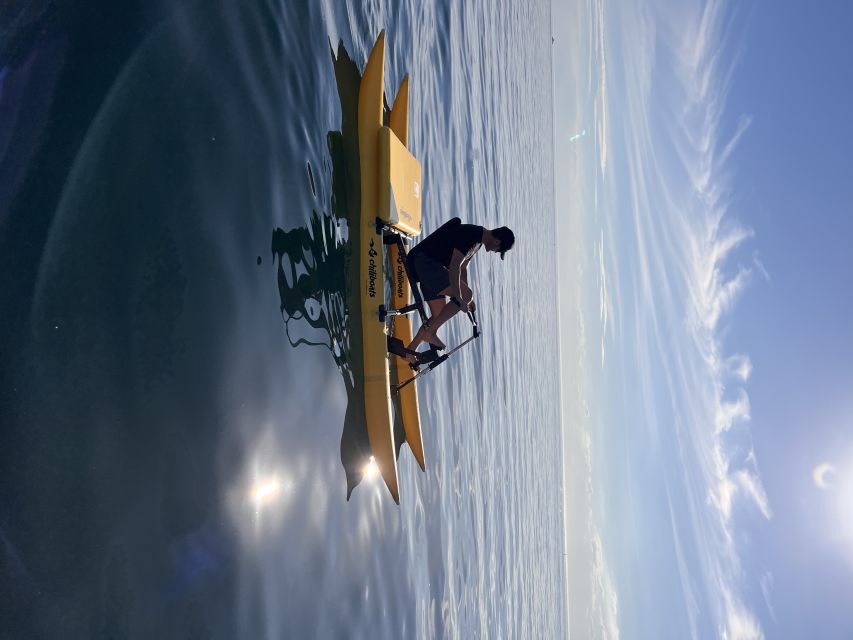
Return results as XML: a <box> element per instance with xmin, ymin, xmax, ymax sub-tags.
<box><xmin>404</xmin><ymin>217</ymin><xmax>515</xmax><ymax>364</ymax></box>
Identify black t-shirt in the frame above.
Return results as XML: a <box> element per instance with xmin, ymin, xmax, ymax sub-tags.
<box><xmin>411</xmin><ymin>217</ymin><xmax>484</xmax><ymax>266</ymax></box>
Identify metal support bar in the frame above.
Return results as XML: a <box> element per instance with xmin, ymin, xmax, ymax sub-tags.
<box><xmin>382</xmin><ymin>303</ymin><xmax>421</xmax><ymax>318</ymax></box>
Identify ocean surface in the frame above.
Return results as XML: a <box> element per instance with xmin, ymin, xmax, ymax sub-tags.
<box><xmin>0</xmin><ymin>0</ymin><xmax>566</xmax><ymax>637</ymax></box>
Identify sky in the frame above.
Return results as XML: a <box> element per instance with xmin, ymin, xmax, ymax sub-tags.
<box><xmin>553</xmin><ymin>0</ymin><xmax>853</xmax><ymax>638</ymax></box>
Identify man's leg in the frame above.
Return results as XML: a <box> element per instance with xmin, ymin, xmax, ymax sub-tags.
<box><xmin>418</xmin><ymin>293</ymin><xmax>462</xmax><ymax>347</ymax></box>
<box><xmin>406</xmin><ymin>299</ymin><xmax>447</xmax><ymax>358</ymax></box>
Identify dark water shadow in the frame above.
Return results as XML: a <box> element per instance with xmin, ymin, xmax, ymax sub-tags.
<box><xmin>270</xmin><ymin>40</ymin><xmax>406</xmax><ymax>501</ymax></box>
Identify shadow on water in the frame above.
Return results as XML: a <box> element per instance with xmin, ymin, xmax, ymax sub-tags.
<box><xmin>270</xmin><ymin>40</ymin><xmax>406</xmax><ymax>501</ymax></box>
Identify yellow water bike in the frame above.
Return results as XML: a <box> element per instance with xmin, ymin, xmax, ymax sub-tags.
<box><xmin>358</xmin><ymin>32</ymin><xmax>479</xmax><ymax>503</ymax></box>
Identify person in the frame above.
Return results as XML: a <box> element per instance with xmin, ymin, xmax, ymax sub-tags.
<box><xmin>404</xmin><ymin>217</ymin><xmax>514</xmax><ymax>363</ymax></box>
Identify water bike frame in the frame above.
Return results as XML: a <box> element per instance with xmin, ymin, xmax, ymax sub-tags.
<box><xmin>377</xmin><ymin>221</ymin><xmax>481</xmax><ymax>394</ymax></box>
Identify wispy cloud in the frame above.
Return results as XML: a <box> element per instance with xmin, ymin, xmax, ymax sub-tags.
<box><xmin>759</xmin><ymin>572</ymin><xmax>776</xmax><ymax>622</ymax></box>
<box><xmin>593</xmin><ymin>0</ymin><xmax>610</xmax><ymax>176</ymax></box>
<box><xmin>589</xmin><ymin>529</ymin><xmax>620</xmax><ymax>640</ymax></box>
<box><xmin>593</xmin><ymin>0</ymin><xmax>770</xmax><ymax>637</ymax></box>
<box><xmin>579</xmin><ymin>427</ymin><xmax>621</xmax><ymax>640</ymax></box>
<box><xmin>596</xmin><ymin>230</ymin><xmax>611</xmax><ymax>367</ymax></box>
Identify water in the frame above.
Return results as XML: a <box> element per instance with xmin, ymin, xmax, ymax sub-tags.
<box><xmin>0</xmin><ymin>0</ymin><xmax>565</xmax><ymax>637</ymax></box>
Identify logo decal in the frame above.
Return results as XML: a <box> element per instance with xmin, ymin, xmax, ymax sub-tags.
<box><xmin>396</xmin><ymin>252</ymin><xmax>405</xmax><ymax>299</ymax></box>
<box><xmin>368</xmin><ymin>238</ymin><xmax>378</xmax><ymax>298</ymax></box>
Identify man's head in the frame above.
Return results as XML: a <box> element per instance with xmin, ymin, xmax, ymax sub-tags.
<box><xmin>486</xmin><ymin>226</ymin><xmax>515</xmax><ymax>260</ymax></box>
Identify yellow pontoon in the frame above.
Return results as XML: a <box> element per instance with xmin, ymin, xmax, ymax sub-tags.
<box><xmin>358</xmin><ymin>32</ymin><xmax>426</xmax><ymax>502</ymax></box>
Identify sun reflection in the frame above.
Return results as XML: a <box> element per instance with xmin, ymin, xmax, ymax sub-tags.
<box><xmin>250</xmin><ymin>477</ymin><xmax>283</xmax><ymax>505</ymax></box>
<box><xmin>812</xmin><ymin>462</ymin><xmax>838</xmax><ymax>490</ymax></box>
<box><xmin>362</xmin><ymin>456</ymin><xmax>379</xmax><ymax>480</ymax></box>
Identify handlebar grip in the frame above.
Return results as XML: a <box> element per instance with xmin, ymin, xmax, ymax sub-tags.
<box><xmin>428</xmin><ymin>354</ymin><xmax>449</xmax><ymax>370</ymax></box>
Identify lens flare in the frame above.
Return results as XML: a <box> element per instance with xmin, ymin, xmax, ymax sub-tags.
<box><xmin>812</xmin><ymin>463</ymin><xmax>837</xmax><ymax>490</ymax></box>
<box><xmin>569</xmin><ymin>129</ymin><xmax>587</xmax><ymax>142</ymax></box>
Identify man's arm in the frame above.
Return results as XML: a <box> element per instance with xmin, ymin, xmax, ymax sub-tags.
<box><xmin>449</xmin><ymin>250</ymin><xmax>475</xmax><ymax>310</ymax></box>
<box><xmin>460</xmin><ymin>262</ymin><xmax>476</xmax><ymax>312</ymax></box>
<box><xmin>448</xmin><ymin>249</ymin><xmax>468</xmax><ymax>301</ymax></box>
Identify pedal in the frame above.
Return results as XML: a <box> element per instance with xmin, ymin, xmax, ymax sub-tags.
<box><xmin>387</xmin><ymin>337</ymin><xmax>440</xmax><ymax>369</ymax></box>
<box><xmin>416</xmin><ymin>347</ymin><xmax>441</xmax><ymax>365</ymax></box>
<box><xmin>387</xmin><ymin>336</ymin><xmax>408</xmax><ymax>358</ymax></box>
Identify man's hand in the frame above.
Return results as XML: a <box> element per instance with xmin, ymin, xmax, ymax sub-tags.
<box><xmin>468</xmin><ymin>300</ymin><xmax>476</xmax><ymax>313</ymax></box>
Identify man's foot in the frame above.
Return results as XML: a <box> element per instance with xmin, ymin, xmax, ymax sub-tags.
<box><xmin>419</xmin><ymin>321</ymin><xmax>445</xmax><ymax>350</ymax></box>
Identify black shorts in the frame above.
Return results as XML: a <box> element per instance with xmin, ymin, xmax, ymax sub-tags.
<box><xmin>408</xmin><ymin>252</ymin><xmax>449</xmax><ymax>301</ymax></box>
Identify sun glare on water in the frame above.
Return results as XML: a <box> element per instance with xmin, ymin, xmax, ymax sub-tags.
<box><xmin>363</xmin><ymin>456</ymin><xmax>379</xmax><ymax>480</ymax></box>
<box><xmin>250</xmin><ymin>477</ymin><xmax>282</xmax><ymax>506</ymax></box>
